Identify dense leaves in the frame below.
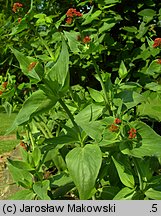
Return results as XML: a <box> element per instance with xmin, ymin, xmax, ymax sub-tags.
<box><xmin>1</xmin><ymin>0</ymin><xmax>161</xmax><ymax>200</ymax></box>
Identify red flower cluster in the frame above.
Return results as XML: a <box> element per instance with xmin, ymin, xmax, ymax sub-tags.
<box><xmin>153</xmin><ymin>38</ymin><xmax>161</xmax><ymax>48</ymax></box>
<box><xmin>83</xmin><ymin>36</ymin><xmax>91</xmax><ymax>43</ymax></box>
<box><xmin>18</xmin><ymin>17</ymin><xmax>22</xmax><ymax>23</ymax></box>
<box><xmin>114</xmin><ymin>118</ymin><xmax>121</xmax><ymax>124</ymax></box>
<box><xmin>28</xmin><ymin>62</ymin><xmax>37</xmax><ymax>71</ymax></box>
<box><xmin>19</xmin><ymin>141</ymin><xmax>27</xmax><ymax>150</ymax></box>
<box><xmin>66</xmin><ymin>17</ymin><xmax>73</xmax><ymax>24</ymax></box>
<box><xmin>12</xmin><ymin>2</ymin><xmax>23</xmax><ymax>13</ymax></box>
<box><xmin>109</xmin><ymin>124</ymin><xmax>119</xmax><ymax>132</ymax></box>
<box><xmin>66</xmin><ymin>8</ymin><xmax>82</xmax><ymax>24</ymax></box>
<box><xmin>156</xmin><ymin>59</ymin><xmax>161</xmax><ymax>64</ymax></box>
<box><xmin>2</xmin><ymin>82</ymin><xmax>8</xmax><ymax>89</ymax></box>
<box><xmin>128</xmin><ymin>128</ymin><xmax>137</xmax><ymax>139</ymax></box>
<box><xmin>66</xmin><ymin>8</ymin><xmax>82</xmax><ymax>18</ymax></box>
<box><xmin>0</xmin><ymin>90</ymin><xmax>3</xmax><ymax>95</ymax></box>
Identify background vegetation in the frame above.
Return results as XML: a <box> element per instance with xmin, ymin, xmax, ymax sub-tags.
<box><xmin>0</xmin><ymin>0</ymin><xmax>161</xmax><ymax>200</ymax></box>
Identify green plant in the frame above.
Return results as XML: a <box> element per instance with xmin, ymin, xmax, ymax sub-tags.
<box><xmin>1</xmin><ymin>0</ymin><xmax>161</xmax><ymax>200</ymax></box>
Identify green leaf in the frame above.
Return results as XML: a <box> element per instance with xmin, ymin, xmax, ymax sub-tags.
<box><xmin>64</xmin><ymin>31</ymin><xmax>83</xmax><ymax>53</ymax></box>
<box><xmin>32</xmin><ymin>147</ymin><xmax>41</xmax><ymax>167</ymax></box>
<box><xmin>138</xmin><ymin>9</ymin><xmax>156</xmax><ymax>17</ymax></box>
<box><xmin>45</xmin><ymin>39</ymin><xmax>69</xmax><ymax>95</ymax></box>
<box><xmin>7</xmin><ymin>90</ymin><xmax>57</xmax><ymax>133</ymax></box>
<box><xmin>122</xmin><ymin>26</ymin><xmax>137</xmax><ymax>33</ymax></box>
<box><xmin>82</xmin><ymin>10</ymin><xmax>102</xmax><ymax>25</ymax></box>
<box><xmin>51</xmin><ymin>172</ymin><xmax>73</xmax><ymax>187</ymax></box>
<box><xmin>8</xmin><ymin>159</ymin><xmax>33</xmax><ymax>171</ymax></box>
<box><xmin>145</xmin><ymin>188</ymin><xmax>161</xmax><ymax>200</ymax></box>
<box><xmin>78</xmin><ymin>120</ymin><xmax>104</xmax><ymax>142</ymax></box>
<box><xmin>115</xmin><ymin>90</ymin><xmax>145</xmax><ymax>110</ymax></box>
<box><xmin>9</xmin><ymin>190</ymin><xmax>36</xmax><ymax>200</ymax></box>
<box><xmin>137</xmin><ymin>22</ymin><xmax>148</xmax><ymax>39</ymax></box>
<box><xmin>145</xmin><ymin>82</ymin><xmax>161</xmax><ymax>93</ymax></box>
<box><xmin>112</xmin><ymin>156</ymin><xmax>135</xmax><ymax>188</ymax></box>
<box><xmin>146</xmin><ymin>60</ymin><xmax>161</xmax><ymax>77</ymax></box>
<box><xmin>88</xmin><ymin>87</ymin><xmax>104</xmax><ymax>103</ymax></box>
<box><xmin>137</xmin><ymin>92</ymin><xmax>161</xmax><ymax>121</ymax></box>
<box><xmin>97</xmin><ymin>117</ymin><xmax>120</xmax><ymax>146</ymax></box>
<box><xmin>33</xmin><ymin>180</ymin><xmax>51</xmax><ymax>200</ymax></box>
<box><xmin>66</xmin><ymin>144</ymin><xmax>102</xmax><ymax>199</ymax></box>
<box><xmin>10</xmin><ymin>48</ymin><xmax>43</xmax><ymax>83</ymax></box>
<box><xmin>118</xmin><ymin>61</ymin><xmax>128</xmax><ymax>79</ymax></box>
<box><xmin>99</xmin><ymin>22</ymin><xmax>116</xmax><ymax>34</ymax></box>
<box><xmin>49</xmin><ymin>148</ymin><xmax>67</xmax><ymax>172</ymax></box>
<box><xmin>8</xmin><ymin>163</ymin><xmax>33</xmax><ymax>188</ymax></box>
<box><xmin>104</xmin><ymin>0</ymin><xmax>120</xmax><ymax>4</ymax></box>
<box><xmin>10</xmin><ymin>18</ymin><xmax>28</xmax><ymax>36</ymax></box>
<box><xmin>99</xmin><ymin>186</ymin><xmax>120</xmax><ymax>199</ymax></box>
<box><xmin>75</xmin><ymin>103</ymin><xmax>103</xmax><ymax>124</ymax></box>
<box><xmin>113</xmin><ymin>187</ymin><xmax>135</xmax><ymax>200</ymax></box>
<box><xmin>120</xmin><ymin>121</ymin><xmax>161</xmax><ymax>158</ymax></box>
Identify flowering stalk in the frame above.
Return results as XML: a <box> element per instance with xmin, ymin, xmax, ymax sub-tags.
<box><xmin>58</xmin><ymin>98</ymin><xmax>83</xmax><ymax>146</ymax></box>
<box><xmin>91</xmin><ymin>55</ymin><xmax>112</xmax><ymax>115</ymax></box>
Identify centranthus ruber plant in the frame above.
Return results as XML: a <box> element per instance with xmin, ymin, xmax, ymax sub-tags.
<box><xmin>1</xmin><ymin>0</ymin><xmax>161</xmax><ymax>200</ymax></box>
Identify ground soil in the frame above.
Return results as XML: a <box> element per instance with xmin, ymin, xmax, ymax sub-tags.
<box><xmin>0</xmin><ymin>135</ymin><xmax>16</xmax><ymax>141</ymax></box>
<box><xmin>0</xmin><ymin>135</ymin><xmax>21</xmax><ymax>200</ymax></box>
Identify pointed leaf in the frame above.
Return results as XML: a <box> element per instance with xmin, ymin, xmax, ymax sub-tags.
<box><xmin>112</xmin><ymin>156</ymin><xmax>135</xmax><ymax>188</ymax></box>
<box><xmin>66</xmin><ymin>144</ymin><xmax>102</xmax><ymax>199</ymax></box>
<box><xmin>113</xmin><ymin>187</ymin><xmax>135</xmax><ymax>200</ymax></box>
<box><xmin>145</xmin><ymin>188</ymin><xmax>161</xmax><ymax>200</ymax></box>
<box><xmin>11</xmin><ymin>48</ymin><xmax>43</xmax><ymax>83</ymax></box>
<box><xmin>7</xmin><ymin>90</ymin><xmax>58</xmax><ymax>133</ymax></box>
<box><xmin>46</xmin><ymin>39</ymin><xmax>69</xmax><ymax>94</ymax></box>
<box><xmin>33</xmin><ymin>180</ymin><xmax>51</xmax><ymax>200</ymax></box>
<box><xmin>118</xmin><ymin>60</ymin><xmax>128</xmax><ymax>79</ymax></box>
<box><xmin>120</xmin><ymin>121</ymin><xmax>161</xmax><ymax>158</ymax></box>
<box><xmin>9</xmin><ymin>190</ymin><xmax>36</xmax><ymax>200</ymax></box>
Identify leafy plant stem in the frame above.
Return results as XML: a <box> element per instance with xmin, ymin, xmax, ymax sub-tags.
<box><xmin>92</xmin><ymin>195</ymin><xmax>96</xmax><ymax>200</ymax></box>
<box><xmin>28</xmin><ymin>127</ymin><xmax>35</xmax><ymax>150</ymax></box>
<box><xmin>33</xmin><ymin>117</ymin><xmax>49</xmax><ymax>138</ymax></box>
<box><xmin>37</xmin><ymin>115</ymin><xmax>53</xmax><ymax>138</ymax></box>
<box><xmin>58</xmin><ymin>98</ymin><xmax>83</xmax><ymax>146</ymax></box>
<box><xmin>40</xmin><ymin>37</ymin><xmax>55</xmax><ymax>60</ymax></box>
<box><xmin>133</xmin><ymin>157</ymin><xmax>144</xmax><ymax>191</ymax></box>
<box><xmin>91</xmin><ymin>55</ymin><xmax>112</xmax><ymax>115</ymax></box>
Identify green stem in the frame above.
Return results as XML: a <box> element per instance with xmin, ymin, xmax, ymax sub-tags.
<box><xmin>92</xmin><ymin>195</ymin><xmax>96</xmax><ymax>200</ymax></box>
<box><xmin>33</xmin><ymin>117</ymin><xmax>50</xmax><ymax>139</ymax></box>
<box><xmin>58</xmin><ymin>98</ymin><xmax>83</xmax><ymax>145</ymax></box>
<box><xmin>133</xmin><ymin>158</ymin><xmax>144</xmax><ymax>191</ymax></box>
<box><xmin>91</xmin><ymin>55</ymin><xmax>112</xmax><ymax>115</ymax></box>
<box><xmin>38</xmin><ymin>115</ymin><xmax>53</xmax><ymax>138</ymax></box>
<box><xmin>28</xmin><ymin>128</ymin><xmax>35</xmax><ymax>150</ymax></box>
<box><xmin>56</xmin><ymin>124</ymin><xmax>60</xmax><ymax>137</ymax></box>
<box><xmin>40</xmin><ymin>37</ymin><xmax>55</xmax><ymax>60</ymax></box>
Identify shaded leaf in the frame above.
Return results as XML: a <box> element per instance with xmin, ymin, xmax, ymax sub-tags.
<box><xmin>66</xmin><ymin>144</ymin><xmax>102</xmax><ymax>199</ymax></box>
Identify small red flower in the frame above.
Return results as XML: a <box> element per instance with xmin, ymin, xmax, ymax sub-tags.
<box><xmin>114</xmin><ymin>118</ymin><xmax>121</xmax><ymax>124</ymax></box>
<box><xmin>156</xmin><ymin>59</ymin><xmax>161</xmax><ymax>64</ymax></box>
<box><xmin>66</xmin><ymin>17</ymin><xmax>73</xmax><ymax>24</ymax></box>
<box><xmin>83</xmin><ymin>36</ymin><xmax>91</xmax><ymax>43</ymax></box>
<box><xmin>109</xmin><ymin>124</ymin><xmax>119</xmax><ymax>132</ymax></box>
<box><xmin>28</xmin><ymin>62</ymin><xmax>37</xmax><ymax>71</ymax></box>
<box><xmin>0</xmin><ymin>90</ymin><xmax>3</xmax><ymax>95</ymax></box>
<box><xmin>12</xmin><ymin>3</ymin><xmax>23</xmax><ymax>13</ymax></box>
<box><xmin>128</xmin><ymin>128</ymin><xmax>137</xmax><ymax>139</ymax></box>
<box><xmin>77</xmin><ymin>35</ymin><xmax>81</xmax><ymax>41</ymax></box>
<box><xmin>153</xmin><ymin>38</ymin><xmax>161</xmax><ymax>48</ymax></box>
<box><xmin>2</xmin><ymin>82</ymin><xmax>8</xmax><ymax>89</ymax></box>
<box><xmin>20</xmin><ymin>141</ymin><xmax>27</xmax><ymax>150</ymax></box>
<box><xmin>18</xmin><ymin>17</ymin><xmax>22</xmax><ymax>23</ymax></box>
<box><xmin>66</xmin><ymin>8</ymin><xmax>82</xmax><ymax>18</ymax></box>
